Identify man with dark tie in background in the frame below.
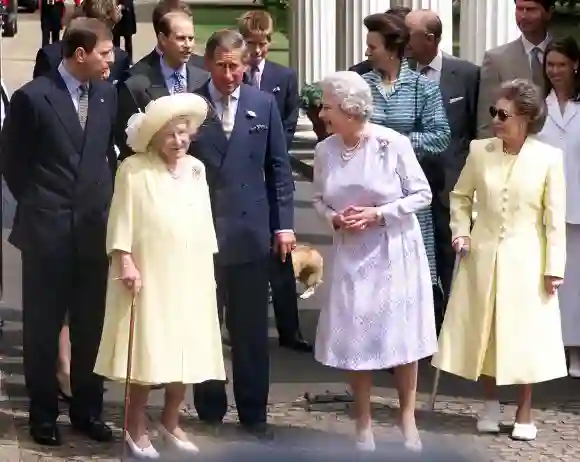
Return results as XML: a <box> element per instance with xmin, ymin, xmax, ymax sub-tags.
<box><xmin>192</xmin><ymin>29</ymin><xmax>295</xmax><ymax>440</ymax></box>
<box><xmin>115</xmin><ymin>10</ymin><xmax>209</xmax><ymax>158</ymax></box>
<box><xmin>0</xmin><ymin>18</ymin><xmax>117</xmax><ymax>446</ymax></box>
<box><xmin>237</xmin><ymin>10</ymin><xmax>311</xmax><ymax>353</ymax></box>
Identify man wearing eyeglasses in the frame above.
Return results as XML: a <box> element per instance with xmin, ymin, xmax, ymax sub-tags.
<box><xmin>405</xmin><ymin>9</ymin><xmax>480</xmax><ymax>329</ymax></box>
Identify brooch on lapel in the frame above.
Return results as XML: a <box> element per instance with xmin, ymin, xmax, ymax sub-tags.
<box><xmin>250</xmin><ymin>124</ymin><xmax>268</xmax><ymax>133</ymax></box>
<box><xmin>377</xmin><ymin>138</ymin><xmax>389</xmax><ymax>158</ymax></box>
<box><xmin>485</xmin><ymin>142</ymin><xmax>495</xmax><ymax>152</ymax></box>
<box><xmin>100</xmin><ymin>98</ymin><xmax>105</xmax><ymax>103</ymax></box>
<box><xmin>272</xmin><ymin>86</ymin><xmax>281</xmax><ymax>93</ymax></box>
<box><xmin>246</xmin><ymin>110</ymin><xmax>257</xmax><ymax>118</ymax></box>
<box><xmin>192</xmin><ymin>166</ymin><xmax>201</xmax><ymax>179</ymax></box>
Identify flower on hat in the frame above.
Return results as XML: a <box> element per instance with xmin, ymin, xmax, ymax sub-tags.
<box><xmin>125</xmin><ymin>112</ymin><xmax>146</xmax><ymax>152</ymax></box>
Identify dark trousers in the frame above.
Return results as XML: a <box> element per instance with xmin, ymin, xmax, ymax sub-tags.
<box><xmin>431</xmin><ymin>192</ymin><xmax>455</xmax><ymax>328</ymax></box>
<box><xmin>22</xmin><ymin>248</ymin><xmax>108</xmax><ymax>425</ymax></box>
<box><xmin>112</xmin><ymin>32</ymin><xmax>133</xmax><ymax>62</ymax></box>
<box><xmin>194</xmin><ymin>259</ymin><xmax>270</xmax><ymax>424</ymax></box>
<box><xmin>270</xmin><ymin>253</ymin><xmax>301</xmax><ymax>340</ymax></box>
<box><xmin>40</xmin><ymin>4</ymin><xmax>63</xmax><ymax>47</ymax></box>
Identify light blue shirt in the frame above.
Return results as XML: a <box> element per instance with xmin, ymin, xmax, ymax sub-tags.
<box><xmin>58</xmin><ymin>61</ymin><xmax>88</xmax><ymax>112</ymax></box>
<box><xmin>208</xmin><ymin>80</ymin><xmax>240</xmax><ymax>121</ymax></box>
<box><xmin>159</xmin><ymin>56</ymin><xmax>187</xmax><ymax>94</ymax></box>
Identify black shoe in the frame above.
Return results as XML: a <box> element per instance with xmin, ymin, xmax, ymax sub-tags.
<box><xmin>29</xmin><ymin>421</ymin><xmax>61</xmax><ymax>446</ymax></box>
<box><xmin>240</xmin><ymin>422</ymin><xmax>274</xmax><ymax>441</ymax></box>
<box><xmin>71</xmin><ymin>417</ymin><xmax>113</xmax><ymax>442</ymax></box>
<box><xmin>279</xmin><ymin>335</ymin><xmax>313</xmax><ymax>353</ymax></box>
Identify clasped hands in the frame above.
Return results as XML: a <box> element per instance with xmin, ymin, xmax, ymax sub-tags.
<box><xmin>332</xmin><ymin>206</ymin><xmax>382</xmax><ymax>232</ymax></box>
<box><xmin>452</xmin><ymin>236</ymin><xmax>563</xmax><ymax>296</ymax></box>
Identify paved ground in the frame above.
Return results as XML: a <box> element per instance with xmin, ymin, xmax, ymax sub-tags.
<box><xmin>3</xmin><ymin>12</ymin><xmax>580</xmax><ymax>462</ymax></box>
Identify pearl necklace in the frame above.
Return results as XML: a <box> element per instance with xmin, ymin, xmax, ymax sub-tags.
<box><xmin>341</xmin><ymin>136</ymin><xmax>364</xmax><ymax>162</ymax></box>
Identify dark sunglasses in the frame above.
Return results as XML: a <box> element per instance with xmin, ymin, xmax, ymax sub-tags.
<box><xmin>489</xmin><ymin>106</ymin><xmax>513</xmax><ymax>122</ymax></box>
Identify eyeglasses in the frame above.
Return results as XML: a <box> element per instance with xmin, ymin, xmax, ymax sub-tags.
<box><xmin>489</xmin><ymin>106</ymin><xmax>513</xmax><ymax>122</ymax></box>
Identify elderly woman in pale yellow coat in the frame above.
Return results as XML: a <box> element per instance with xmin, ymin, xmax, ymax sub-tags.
<box><xmin>94</xmin><ymin>94</ymin><xmax>225</xmax><ymax>459</ymax></box>
<box><xmin>432</xmin><ymin>79</ymin><xmax>567</xmax><ymax>442</ymax></box>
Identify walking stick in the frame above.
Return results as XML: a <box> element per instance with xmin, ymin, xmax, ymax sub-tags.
<box><xmin>122</xmin><ymin>294</ymin><xmax>137</xmax><ymax>460</ymax></box>
<box><xmin>429</xmin><ymin>249</ymin><xmax>468</xmax><ymax>411</ymax></box>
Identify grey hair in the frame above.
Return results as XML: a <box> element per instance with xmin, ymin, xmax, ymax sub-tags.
<box><xmin>205</xmin><ymin>29</ymin><xmax>249</xmax><ymax>62</ymax></box>
<box><xmin>496</xmin><ymin>78</ymin><xmax>546</xmax><ymax>134</ymax></box>
<box><xmin>320</xmin><ymin>71</ymin><xmax>373</xmax><ymax>121</ymax></box>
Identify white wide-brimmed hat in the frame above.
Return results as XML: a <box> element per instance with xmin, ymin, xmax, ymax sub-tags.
<box><xmin>125</xmin><ymin>93</ymin><xmax>209</xmax><ymax>153</ymax></box>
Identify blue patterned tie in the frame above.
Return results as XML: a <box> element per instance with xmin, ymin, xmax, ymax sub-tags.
<box><xmin>172</xmin><ymin>71</ymin><xmax>186</xmax><ymax>94</ymax></box>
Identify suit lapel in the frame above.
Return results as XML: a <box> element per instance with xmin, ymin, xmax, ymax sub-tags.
<box><xmin>196</xmin><ymin>83</ymin><xmax>228</xmax><ymax>155</ymax></box>
<box><xmin>439</xmin><ymin>56</ymin><xmax>456</xmax><ymax>107</ymax></box>
<box><xmin>82</xmin><ymin>81</ymin><xmax>109</xmax><ymax>155</ymax></box>
<box><xmin>45</xmin><ymin>73</ymin><xmax>84</xmax><ymax>152</ymax></box>
<box><xmin>259</xmin><ymin>61</ymin><xmax>275</xmax><ymax>93</ymax></box>
<box><xmin>186</xmin><ymin>62</ymin><xmax>209</xmax><ymax>92</ymax></box>
<box><xmin>145</xmin><ymin>59</ymin><xmax>170</xmax><ymax>100</ymax></box>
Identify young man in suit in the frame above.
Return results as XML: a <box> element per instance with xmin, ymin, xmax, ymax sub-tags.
<box><xmin>33</xmin><ymin>0</ymin><xmax>131</xmax><ymax>84</ymax></box>
<box><xmin>115</xmin><ymin>10</ymin><xmax>209</xmax><ymax>159</ymax></box>
<box><xmin>126</xmin><ymin>0</ymin><xmax>205</xmax><ymax>79</ymax></box>
<box><xmin>405</xmin><ymin>9</ymin><xmax>480</xmax><ymax>328</ymax></box>
<box><xmin>0</xmin><ymin>18</ymin><xmax>117</xmax><ymax>446</ymax></box>
<box><xmin>477</xmin><ymin>0</ymin><xmax>554</xmax><ymax>138</ymax></box>
<box><xmin>192</xmin><ymin>29</ymin><xmax>295</xmax><ymax>439</ymax></box>
<box><xmin>237</xmin><ymin>10</ymin><xmax>311</xmax><ymax>353</ymax></box>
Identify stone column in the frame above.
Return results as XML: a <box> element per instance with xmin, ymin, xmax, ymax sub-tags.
<box><xmin>459</xmin><ymin>0</ymin><xmax>519</xmax><ymax>65</ymax></box>
<box><xmin>289</xmin><ymin>0</ymin><xmax>337</xmax><ymax>88</ymax></box>
<box><xmin>335</xmin><ymin>0</ymin><xmax>393</xmax><ymax>71</ymax></box>
<box><xmin>395</xmin><ymin>0</ymin><xmax>454</xmax><ymax>54</ymax></box>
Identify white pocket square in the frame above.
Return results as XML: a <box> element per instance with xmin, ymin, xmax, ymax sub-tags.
<box><xmin>272</xmin><ymin>86</ymin><xmax>281</xmax><ymax>93</ymax></box>
<box><xmin>449</xmin><ymin>96</ymin><xmax>464</xmax><ymax>104</ymax></box>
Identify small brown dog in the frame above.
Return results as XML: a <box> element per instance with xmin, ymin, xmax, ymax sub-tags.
<box><xmin>291</xmin><ymin>244</ymin><xmax>324</xmax><ymax>299</ymax></box>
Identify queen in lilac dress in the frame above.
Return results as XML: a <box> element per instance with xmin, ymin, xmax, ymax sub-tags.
<box><xmin>312</xmin><ymin>71</ymin><xmax>437</xmax><ymax>452</ymax></box>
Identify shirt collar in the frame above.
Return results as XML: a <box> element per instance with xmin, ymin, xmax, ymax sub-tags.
<box><xmin>521</xmin><ymin>34</ymin><xmax>551</xmax><ymax>55</ymax></box>
<box><xmin>251</xmin><ymin>59</ymin><xmax>266</xmax><ymax>73</ymax></box>
<box><xmin>58</xmin><ymin>61</ymin><xmax>86</xmax><ymax>94</ymax></box>
<box><xmin>418</xmin><ymin>49</ymin><xmax>442</xmax><ymax>73</ymax></box>
<box><xmin>208</xmin><ymin>80</ymin><xmax>241</xmax><ymax>103</ymax></box>
<box><xmin>159</xmin><ymin>55</ymin><xmax>187</xmax><ymax>81</ymax></box>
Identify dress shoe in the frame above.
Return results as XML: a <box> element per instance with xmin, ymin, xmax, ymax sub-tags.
<box><xmin>29</xmin><ymin>421</ymin><xmax>62</xmax><ymax>446</ymax></box>
<box><xmin>240</xmin><ymin>422</ymin><xmax>274</xmax><ymax>441</ymax></box>
<box><xmin>158</xmin><ymin>424</ymin><xmax>200</xmax><ymax>453</ymax></box>
<box><xmin>71</xmin><ymin>417</ymin><xmax>113</xmax><ymax>442</ymax></box>
<box><xmin>125</xmin><ymin>432</ymin><xmax>160</xmax><ymax>459</ymax></box>
<box><xmin>279</xmin><ymin>335</ymin><xmax>313</xmax><ymax>353</ymax></box>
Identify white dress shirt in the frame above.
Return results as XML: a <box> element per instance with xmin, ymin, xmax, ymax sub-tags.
<box><xmin>417</xmin><ymin>49</ymin><xmax>442</xmax><ymax>84</ymax></box>
<box><xmin>58</xmin><ymin>61</ymin><xmax>88</xmax><ymax>112</ymax></box>
<box><xmin>521</xmin><ymin>34</ymin><xmax>551</xmax><ymax>66</ymax></box>
<box><xmin>249</xmin><ymin>59</ymin><xmax>266</xmax><ymax>89</ymax></box>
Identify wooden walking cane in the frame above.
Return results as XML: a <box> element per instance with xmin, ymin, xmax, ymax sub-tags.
<box><xmin>122</xmin><ymin>294</ymin><xmax>137</xmax><ymax>460</ymax></box>
<box><xmin>429</xmin><ymin>248</ymin><xmax>468</xmax><ymax>410</ymax></box>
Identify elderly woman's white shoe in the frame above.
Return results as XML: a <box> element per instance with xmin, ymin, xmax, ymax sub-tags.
<box><xmin>158</xmin><ymin>424</ymin><xmax>200</xmax><ymax>454</ymax></box>
<box><xmin>125</xmin><ymin>433</ymin><xmax>160</xmax><ymax>459</ymax></box>
<box><xmin>476</xmin><ymin>400</ymin><xmax>501</xmax><ymax>433</ymax></box>
<box><xmin>355</xmin><ymin>425</ymin><xmax>376</xmax><ymax>452</ymax></box>
<box><xmin>511</xmin><ymin>422</ymin><xmax>537</xmax><ymax>441</ymax></box>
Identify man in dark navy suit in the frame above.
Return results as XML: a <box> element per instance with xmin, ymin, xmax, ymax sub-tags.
<box><xmin>0</xmin><ymin>18</ymin><xmax>117</xmax><ymax>447</ymax></box>
<box><xmin>115</xmin><ymin>10</ymin><xmax>209</xmax><ymax>158</ymax></box>
<box><xmin>192</xmin><ymin>29</ymin><xmax>295</xmax><ymax>440</ymax></box>
<box><xmin>33</xmin><ymin>0</ymin><xmax>131</xmax><ymax>83</ymax></box>
<box><xmin>126</xmin><ymin>0</ymin><xmax>205</xmax><ymax>80</ymax></box>
<box><xmin>238</xmin><ymin>10</ymin><xmax>311</xmax><ymax>353</ymax></box>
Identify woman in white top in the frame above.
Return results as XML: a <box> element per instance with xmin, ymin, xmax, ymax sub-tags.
<box><xmin>537</xmin><ymin>36</ymin><xmax>580</xmax><ymax>377</ymax></box>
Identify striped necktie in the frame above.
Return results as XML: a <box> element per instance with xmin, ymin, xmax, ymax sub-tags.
<box><xmin>172</xmin><ymin>71</ymin><xmax>186</xmax><ymax>94</ymax></box>
<box><xmin>78</xmin><ymin>83</ymin><xmax>89</xmax><ymax>129</ymax></box>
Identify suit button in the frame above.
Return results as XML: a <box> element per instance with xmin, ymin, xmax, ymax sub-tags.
<box><xmin>241</xmin><ymin>183</ymin><xmax>247</xmax><ymax>189</ymax></box>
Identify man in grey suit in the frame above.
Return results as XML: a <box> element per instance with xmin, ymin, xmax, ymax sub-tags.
<box><xmin>477</xmin><ymin>0</ymin><xmax>554</xmax><ymax>138</ymax></box>
<box><xmin>406</xmin><ymin>10</ymin><xmax>479</xmax><ymax>325</ymax></box>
